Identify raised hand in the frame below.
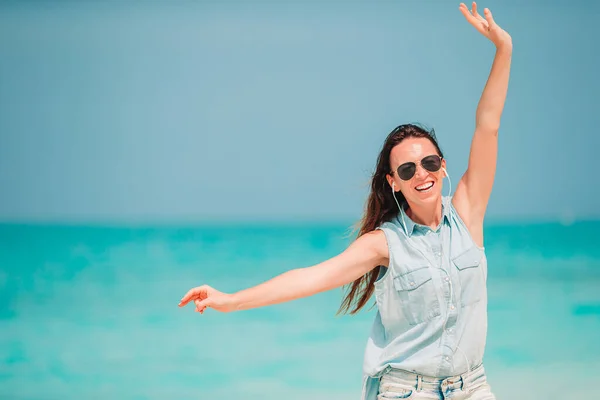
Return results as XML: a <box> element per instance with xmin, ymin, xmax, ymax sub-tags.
<box><xmin>459</xmin><ymin>2</ymin><xmax>512</xmax><ymax>50</ymax></box>
<box><xmin>178</xmin><ymin>284</ymin><xmax>236</xmax><ymax>314</ymax></box>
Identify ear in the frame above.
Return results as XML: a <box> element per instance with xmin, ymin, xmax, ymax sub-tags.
<box><xmin>441</xmin><ymin>159</ymin><xmax>447</xmax><ymax>176</ymax></box>
<box><xmin>386</xmin><ymin>173</ymin><xmax>395</xmax><ymax>190</ymax></box>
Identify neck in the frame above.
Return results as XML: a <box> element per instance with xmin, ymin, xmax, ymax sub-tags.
<box><xmin>405</xmin><ymin>197</ymin><xmax>443</xmax><ymax>230</ymax></box>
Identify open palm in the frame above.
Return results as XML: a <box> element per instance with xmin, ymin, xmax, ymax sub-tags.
<box><xmin>460</xmin><ymin>2</ymin><xmax>512</xmax><ymax>50</ymax></box>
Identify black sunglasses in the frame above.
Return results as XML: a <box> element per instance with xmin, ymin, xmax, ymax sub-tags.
<box><xmin>392</xmin><ymin>155</ymin><xmax>443</xmax><ymax>181</ymax></box>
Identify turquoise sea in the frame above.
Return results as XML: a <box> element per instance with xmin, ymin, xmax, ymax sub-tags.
<box><xmin>1</xmin><ymin>221</ymin><xmax>599</xmax><ymax>400</ymax></box>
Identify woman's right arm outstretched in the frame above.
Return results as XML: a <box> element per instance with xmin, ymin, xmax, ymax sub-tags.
<box><xmin>178</xmin><ymin>229</ymin><xmax>388</xmax><ymax>314</ymax></box>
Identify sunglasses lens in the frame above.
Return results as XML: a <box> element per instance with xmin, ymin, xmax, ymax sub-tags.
<box><xmin>422</xmin><ymin>155</ymin><xmax>442</xmax><ymax>172</ymax></box>
<box><xmin>397</xmin><ymin>164</ymin><xmax>416</xmax><ymax>180</ymax></box>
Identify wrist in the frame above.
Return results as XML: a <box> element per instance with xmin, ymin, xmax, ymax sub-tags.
<box><xmin>495</xmin><ymin>41</ymin><xmax>513</xmax><ymax>54</ymax></box>
<box><xmin>229</xmin><ymin>292</ymin><xmax>243</xmax><ymax>311</ymax></box>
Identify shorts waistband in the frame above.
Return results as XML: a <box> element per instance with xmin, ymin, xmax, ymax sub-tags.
<box><xmin>381</xmin><ymin>363</ymin><xmax>485</xmax><ymax>392</ymax></box>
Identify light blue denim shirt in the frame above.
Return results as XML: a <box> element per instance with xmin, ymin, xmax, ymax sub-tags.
<box><xmin>361</xmin><ymin>196</ymin><xmax>488</xmax><ymax>400</ymax></box>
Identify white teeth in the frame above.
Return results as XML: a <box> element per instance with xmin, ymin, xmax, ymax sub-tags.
<box><xmin>416</xmin><ymin>182</ymin><xmax>434</xmax><ymax>191</ymax></box>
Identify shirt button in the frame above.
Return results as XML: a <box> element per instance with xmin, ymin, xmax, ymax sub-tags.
<box><xmin>447</xmin><ymin>328</ymin><xmax>452</xmax><ymax>333</ymax></box>
<box><xmin>445</xmin><ymin>277</ymin><xmax>450</xmax><ymax>282</ymax></box>
<box><xmin>445</xmin><ymin>356</ymin><xmax>450</xmax><ymax>361</ymax></box>
<box><xmin>450</xmin><ymin>305</ymin><xmax>455</xmax><ymax>310</ymax></box>
<box><xmin>410</xmin><ymin>281</ymin><xmax>415</xmax><ymax>286</ymax></box>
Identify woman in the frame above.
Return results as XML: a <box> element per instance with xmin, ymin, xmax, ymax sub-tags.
<box><xmin>179</xmin><ymin>2</ymin><xmax>512</xmax><ymax>399</ymax></box>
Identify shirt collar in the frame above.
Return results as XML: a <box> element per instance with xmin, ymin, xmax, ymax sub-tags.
<box><xmin>398</xmin><ymin>197</ymin><xmax>451</xmax><ymax>237</ymax></box>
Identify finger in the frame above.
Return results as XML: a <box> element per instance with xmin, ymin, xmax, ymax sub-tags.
<box><xmin>460</xmin><ymin>9</ymin><xmax>488</xmax><ymax>34</ymax></box>
<box><xmin>459</xmin><ymin>2</ymin><xmax>471</xmax><ymax>15</ymax></box>
<box><xmin>179</xmin><ymin>288</ymin><xmax>199</xmax><ymax>306</ymax></box>
<box><xmin>483</xmin><ymin>8</ymin><xmax>497</xmax><ymax>29</ymax></box>
<box><xmin>179</xmin><ymin>285</ymin><xmax>206</xmax><ymax>307</ymax></box>
<box><xmin>459</xmin><ymin>4</ymin><xmax>477</xmax><ymax>25</ymax></box>
<box><xmin>460</xmin><ymin>2</ymin><xmax>485</xmax><ymax>30</ymax></box>
<box><xmin>194</xmin><ymin>298</ymin><xmax>211</xmax><ymax>313</ymax></box>
<box><xmin>471</xmin><ymin>2</ymin><xmax>486</xmax><ymax>23</ymax></box>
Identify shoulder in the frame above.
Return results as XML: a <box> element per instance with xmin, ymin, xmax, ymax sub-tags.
<box><xmin>360</xmin><ymin>229</ymin><xmax>389</xmax><ymax>256</ymax></box>
<box><xmin>376</xmin><ymin>217</ymin><xmax>403</xmax><ymax>235</ymax></box>
<box><xmin>349</xmin><ymin>229</ymin><xmax>392</xmax><ymax>268</ymax></box>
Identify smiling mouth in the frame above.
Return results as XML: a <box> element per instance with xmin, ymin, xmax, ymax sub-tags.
<box><xmin>415</xmin><ymin>181</ymin><xmax>434</xmax><ymax>192</ymax></box>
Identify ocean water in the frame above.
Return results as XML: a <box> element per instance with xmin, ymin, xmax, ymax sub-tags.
<box><xmin>0</xmin><ymin>220</ymin><xmax>599</xmax><ymax>400</ymax></box>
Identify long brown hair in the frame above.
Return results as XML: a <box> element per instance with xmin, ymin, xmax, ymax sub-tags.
<box><xmin>337</xmin><ymin>123</ymin><xmax>444</xmax><ymax>315</ymax></box>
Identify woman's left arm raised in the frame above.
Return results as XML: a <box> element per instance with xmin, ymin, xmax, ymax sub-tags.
<box><xmin>453</xmin><ymin>2</ymin><xmax>513</xmax><ymax>243</ymax></box>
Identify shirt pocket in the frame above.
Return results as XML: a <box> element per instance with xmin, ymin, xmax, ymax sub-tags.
<box><xmin>452</xmin><ymin>246</ymin><xmax>485</xmax><ymax>307</ymax></box>
<box><xmin>393</xmin><ymin>266</ymin><xmax>441</xmax><ymax>326</ymax></box>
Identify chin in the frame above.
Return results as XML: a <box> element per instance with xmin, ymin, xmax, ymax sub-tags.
<box><xmin>412</xmin><ymin>189</ymin><xmax>442</xmax><ymax>204</ymax></box>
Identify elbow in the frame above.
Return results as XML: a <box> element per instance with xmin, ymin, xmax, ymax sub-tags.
<box><xmin>476</xmin><ymin>117</ymin><xmax>501</xmax><ymax>135</ymax></box>
<box><xmin>477</xmin><ymin>126</ymin><xmax>500</xmax><ymax>137</ymax></box>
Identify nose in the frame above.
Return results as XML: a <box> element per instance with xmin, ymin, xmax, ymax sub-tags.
<box><xmin>413</xmin><ymin>164</ymin><xmax>429</xmax><ymax>180</ymax></box>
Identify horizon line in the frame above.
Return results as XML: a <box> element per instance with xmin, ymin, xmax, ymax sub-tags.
<box><xmin>0</xmin><ymin>214</ymin><xmax>597</xmax><ymax>229</ymax></box>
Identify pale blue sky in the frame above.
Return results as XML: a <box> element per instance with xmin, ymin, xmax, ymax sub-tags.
<box><xmin>0</xmin><ymin>0</ymin><xmax>598</xmax><ymax>224</ymax></box>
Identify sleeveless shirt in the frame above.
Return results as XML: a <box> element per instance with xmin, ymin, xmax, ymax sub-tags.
<box><xmin>360</xmin><ymin>196</ymin><xmax>488</xmax><ymax>400</ymax></box>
